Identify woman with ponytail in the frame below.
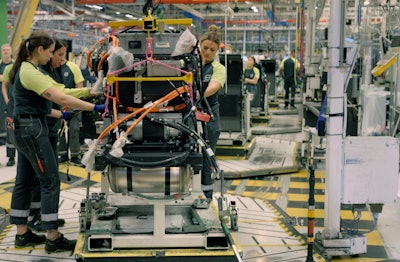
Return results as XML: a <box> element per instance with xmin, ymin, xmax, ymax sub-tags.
<box><xmin>9</xmin><ymin>31</ymin><xmax>105</xmax><ymax>254</ymax></box>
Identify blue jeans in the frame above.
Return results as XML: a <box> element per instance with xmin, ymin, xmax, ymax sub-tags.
<box><xmin>9</xmin><ymin>117</ymin><xmax>60</xmax><ymax>230</ymax></box>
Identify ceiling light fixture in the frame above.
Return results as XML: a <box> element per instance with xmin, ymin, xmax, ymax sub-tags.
<box><xmin>85</xmin><ymin>4</ymin><xmax>103</xmax><ymax>11</ymax></box>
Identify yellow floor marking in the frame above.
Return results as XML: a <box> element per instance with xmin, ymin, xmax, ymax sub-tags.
<box><xmin>291</xmin><ymin>170</ymin><xmax>326</xmax><ymax>179</ymax></box>
<box><xmin>365</xmin><ymin>230</ymin><xmax>385</xmax><ymax>246</ymax></box>
<box><xmin>242</xmin><ymin>191</ymin><xmax>277</xmax><ymax>198</ymax></box>
<box><xmin>287</xmin><ymin>193</ymin><xmax>325</xmax><ymax>202</ymax></box>
<box><xmin>0</xmin><ymin>225</ymin><xmax>13</xmax><ymax>244</ymax></box>
<box><xmin>289</xmin><ymin>181</ymin><xmax>326</xmax><ymax>190</ymax></box>
<box><xmin>230</xmin><ymin>180</ymin><xmax>241</xmax><ymax>186</ymax></box>
<box><xmin>0</xmin><ymin>165</ymin><xmax>102</xmax><ymax>211</ymax></box>
<box><xmin>217</xmin><ymin>155</ymin><xmax>246</xmax><ymax>160</ymax></box>
<box><xmin>290</xmin><ymin>170</ymin><xmax>310</xmax><ymax>177</ymax></box>
<box><xmin>0</xmin><ymin>189</ymin><xmax>12</xmax><ymax>212</ymax></box>
<box><xmin>333</xmin><ymin>257</ymin><xmax>382</xmax><ymax>262</ymax></box>
<box><xmin>239</xmin><ymin>243</ymin><xmax>305</xmax><ymax>247</ymax></box>
<box><xmin>286</xmin><ymin>208</ymin><xmax>374</xmax><ymax>220</ymax></box>
<box><xmin>59</xmin><ymin>164</ymin><xmax>91</xmax><ymax>179</ymax></box>
<box><xmin>246</xmin><ymin>180</ymin><xmax>280</xmax><ymax>187</ymax></box>
<box><xmin>242</xmin><ymin>191</ymin><xmax>279</xmax><ymax>200</ymax></box>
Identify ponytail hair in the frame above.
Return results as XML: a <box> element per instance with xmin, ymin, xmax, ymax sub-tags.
<box><xmin>200</xmin><ymin>25</ymin><xmax>221</xmax><ymax>47</ymax></box>
<box><xmin>9</xmin><ymin>31</ymin><xmax>54</xmax><ymax>85</ymax></box>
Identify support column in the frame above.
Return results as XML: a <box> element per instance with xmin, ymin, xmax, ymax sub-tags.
<box><xmin>9</xmin><ymin>0</ymin><xmax>40</xmax><ymax>52</ymax></box>
<box><xmin>323</xmin><ymin>0</ymin><xmax>345</xmax><ymax>240</ymax></box>
<box><xmin>0</xmin><ymin>0</ymin><xmax>7</xmax><ymax>45</ymax></box>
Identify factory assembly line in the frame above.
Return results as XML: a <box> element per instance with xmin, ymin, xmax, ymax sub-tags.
<box><xmin>72</xmin><ymin>8</ymin><xmax>242</xmax><ymax>261</ymax></box>
<box><xmin>1</xmin><ymin>0</ymin><xmax>400</xmax><ymax>261</ymax></box>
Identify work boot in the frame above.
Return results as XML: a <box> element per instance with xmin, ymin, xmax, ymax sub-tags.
<box><xmin>15</xmin><ymin>229</ymin><xmax>46</xmax><ymax>248</ymax></box>
<box><xmin>45</xmin><ymin>233</ymin><xmax>76</xmax><ymax>253</ymax></box>
<box><xmin>6</xmin><ymin>157</ymin><xmax>15</xmax><ymax>166</ymax></box>
<box><xmin>58</xmin><ymin>155</ymin><xmax>68</xmax><ymax>163</ymax></box>
<box><xmin>203</xmin><ymin>190</ymin><xmax>213</xmax><ymax>201</ymax></box>
<box><xmin>70</xmin><ymin>157</ymin><xmax>83</xmax><ymax>167</ymax></box>
<box><xmin>28</xmin><ymin>217</ymin><xmax>66</xmax><ymax>232</ymax></box>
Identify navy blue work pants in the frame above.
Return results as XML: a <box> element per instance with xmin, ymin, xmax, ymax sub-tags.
<box><xmin>9</xmin><ymin>117</ymin><xmax>60</xmax><ymax>230</ymax></box>
<box><xmin>284</xmin><ymin>78</ymin><xmax>296</xmax><ymax>107</ymax></box>
<box><xmin>201</xmin><ymin>104</ymin><xmax>221</xmax><ymax>191</ymax></box>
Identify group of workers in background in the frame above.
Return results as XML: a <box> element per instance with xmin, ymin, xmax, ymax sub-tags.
<box><xmin>243</xmin><ymin>50</ymin><xmax>300</xmax><ymax>111</ymax></box>
<box><xmin>1</xmin><ymin>43</ymin><xmax>15</xmax><ymax>167</ymax></box>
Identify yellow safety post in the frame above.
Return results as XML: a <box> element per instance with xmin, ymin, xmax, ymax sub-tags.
<box><xmin>9</xmin><ymin>0</ymin><xmax>40</xmax><ymax>52</ymax></box>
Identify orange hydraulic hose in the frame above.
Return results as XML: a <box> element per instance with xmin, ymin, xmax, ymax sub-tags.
<box><xmin>87</xmin><ymin>38</ymin><xmax>105</xmax><ymax>70</ymax></box>
<box><xmin>97</xmin><ymin>85</ymin><xmax>189</xmax><ymax>141</ymax></box>
<box><xmin>97</xmin><ymin>107</ymin><xmax>146</xmax><ymax>141</ymax></box>
<box><xmin>125</xmin><ymin>86</ymin><xmax>187</xmax><ymax>135</ymax></box>
<box><xmin>110</xmin><ymin>35</ymin><xmax>119</xmax><ymax>47</ymax></box>
<box><xmin>87</xmin><ymin>35</ymin><xmax>119</xmax><ymax>71</ymax></box>
<box><xmin>87</xmin><ymin>50</ymin><xmax>93</xmax><ymax>69</ymax></box>
<box><xmin>125</xmin><ymin>103</ymin><xmax>186</xmax><ymax>113</ymax></box>
<box><xmin>114</xmin><ymin>81</ymin><xmax>120</xmax><ymax>103</ymax></box>
<box><xmin>97</xmin><ymin>53</ymin><xmax>109</xmax><ymax>74</ymax></box>
<box><xmin>96</xmin><ymin>36</ymin><xmax>118</xmax><ymax>73</ymax></box>
<box><xmin>112</xmin><ymin>96</ymin><xmax>118</xmax><ymax>122</ymax></box>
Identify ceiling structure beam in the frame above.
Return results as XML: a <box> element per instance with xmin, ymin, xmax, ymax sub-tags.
<box><xmin>236</xmin><ymin>26</ymin><xmax>296</xmax><ymax>31</ymax></box>
<box><xmin>6</xmin><ymin>0</ymin><xmax>300</xmax><ymax>53</ymax></box>
<box><xmin>76</xmin><ymin>0</ymin><xmax>262</xmax><ymax>4</ymax></box>
<box><xmin>55</xmin><ymin>4</ymin><xmax>75</xmax><ymax>17</ymax></box>
<box><xmin>41</xmin><ymin>0</ymin><xmax>125</xmax><ymax>21</ymax></box>
<box><xmin>105</xmin><ymin>4</ymin><xmax>143</xmax><ymax>19</ymax></box>
<box><xmin>173</xmin><ymin>4</ymin><xmax>205</xmax><ymax>20</ymax></box>
<box><xmin>33</xmin><ymin>15</ymin><xmax>76</xmax><ymax>21</ymax></box>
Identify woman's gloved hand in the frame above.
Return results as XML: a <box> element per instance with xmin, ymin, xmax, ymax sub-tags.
<box><xmin>62</xmin><ymin>111</ymin><xmax>74</xmax><ymax>121</ymax></box>
<box><xmin>93</xmin><ymin>104</ymin><xmax>106</xmax><ymax>112</ymax></box>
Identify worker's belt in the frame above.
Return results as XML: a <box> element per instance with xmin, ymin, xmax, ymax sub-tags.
<box><xmin>16</xmin><ymin>114</ymin><xmax>44</xmax><ymax>119</ymax></box>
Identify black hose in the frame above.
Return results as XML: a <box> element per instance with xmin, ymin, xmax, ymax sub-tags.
<box><xmin>221</xmin><ymin>221</ymin><xmax>243</xmax><ymax>262</ymax></box>
<box><xmin>107</xmin><ymin>150</ymin><xmax>190</xmax><ymax>168</ymax></box>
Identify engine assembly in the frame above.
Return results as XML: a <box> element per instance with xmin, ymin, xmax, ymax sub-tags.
<box><xmin>75</xmin><ymin>11</ymin><xmax>239</xmax><ymax>261</ymax></box>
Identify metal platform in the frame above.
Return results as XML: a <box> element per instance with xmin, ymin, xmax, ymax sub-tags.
<box><xmin>216</xmin><ymin>109</ymin><xmax>303</xmax><ymax>179</ymax></box>
<box><xmin>251</xmin><ymin>113</ymin><xmax>302</xmax><ymax>135</ymax></box>
<box><xmin>218</xmin><ymin>136</ymin><xmax>301</xmax><ymax>179</ymax></box>
<box><xmin>0</xmin><ymin>183</ymin><xmax>321</xmax><ymax>262</ymax></box>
